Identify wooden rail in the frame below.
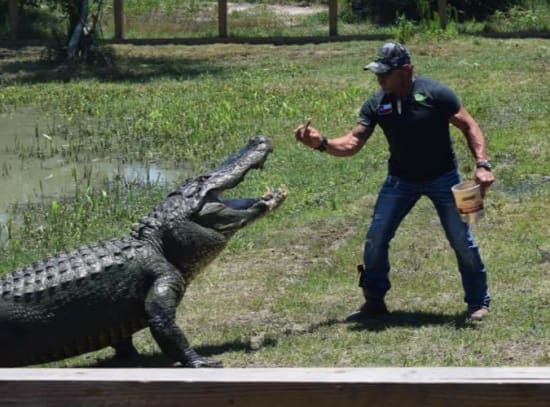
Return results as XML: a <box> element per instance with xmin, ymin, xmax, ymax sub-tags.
<box><xmin>0</xmin><ymin>367</ymin><xmax>548</xmax><ymax>406</ymax></box>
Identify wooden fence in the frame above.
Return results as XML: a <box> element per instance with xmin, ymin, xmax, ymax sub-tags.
<box><xmin>0</xmin><ymin>367</ymin><xmax>549</xmax><ymax>406</ymax></box>
<box><xmin>5</xmin><ymin>0</ymin><xmax>449</xmax><ymax>41</ymax></box>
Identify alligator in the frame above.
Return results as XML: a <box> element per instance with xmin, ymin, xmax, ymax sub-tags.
<box><xmin>0</xmin><ymin>136</ymin><xmax>286</xmax><ymax>367</ymax></box>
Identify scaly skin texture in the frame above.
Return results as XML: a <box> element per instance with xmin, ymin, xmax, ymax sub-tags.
<box><xmin>0</xmin><ymin>136</ymin><xmax>286</xmax><ymax>367</ymax></box>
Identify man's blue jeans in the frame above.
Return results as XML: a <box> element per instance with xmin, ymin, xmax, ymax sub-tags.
<box><xmin>362</xmin><ymin>169</ymin><xmax>490</xmax><ymax>308</ymax></box>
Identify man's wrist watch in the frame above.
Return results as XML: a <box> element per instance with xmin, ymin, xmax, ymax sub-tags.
<box><xmin>315</xmin><ymin>136</ymin><xmax>329</xmax><ymax>152</ymax></box>
<box><xmin>476</xmin><ymin>160</ymin><xmax>493</xmax><ymax>171</ymax></box>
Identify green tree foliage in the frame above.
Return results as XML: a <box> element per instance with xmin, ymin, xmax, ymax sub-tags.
<box><xmin>1</xmin><ymin>0</ymin><xmax>61</xmax><ymax>39</ymax></box>
<box><xmin>1</xmin><ymin>0</ymin><xmax>99</xmax><ymax>38</ymax></box>
<box><xmin>346</xmin><ymin>0</ymin><xmax>527</xmax><ymax>24</ymax></box>
<box><xmin>40</xmin><ymin>0</ymin><xmax>93</xmax><ymax>35</ymax></box>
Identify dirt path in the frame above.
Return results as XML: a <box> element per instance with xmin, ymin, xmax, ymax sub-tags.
<box><xmin>227</xmin><ymin>2</ymin><xmax>326</xmax><ymax>16</ymax></box>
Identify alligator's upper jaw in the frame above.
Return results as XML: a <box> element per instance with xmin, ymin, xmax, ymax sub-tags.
<box><xmin>205</xmin><ymin>135</ymin><xmax>273</xmax><ymax>193</ymax></box>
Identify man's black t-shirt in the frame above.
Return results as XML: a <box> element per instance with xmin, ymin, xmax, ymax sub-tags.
<box><xmin>358</xmin><ymin>76</ymin><xmax>461</xmax><ymax>181</ymax></box>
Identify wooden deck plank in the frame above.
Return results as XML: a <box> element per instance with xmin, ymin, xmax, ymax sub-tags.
<box><xmin>0</xmin><ymin>368</ymin><xmax>548</xmax><ymax>406</ymax></box>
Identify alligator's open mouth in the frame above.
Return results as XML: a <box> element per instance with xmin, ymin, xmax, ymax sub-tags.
<box><xmin>191</xmin><ymin>136</ymin><xmax>287</xmax><ymax>234</ymax></box>
<box><xmin>204</xmin><ymin>186</ymin><xmax>286</xmax><ymax>211</ymax></box>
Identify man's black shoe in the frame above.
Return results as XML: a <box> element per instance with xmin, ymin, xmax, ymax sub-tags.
<box><xmin>344</xmin><ymin>299</ymin><xmax>389</xmax><ymax>322</ymax></box>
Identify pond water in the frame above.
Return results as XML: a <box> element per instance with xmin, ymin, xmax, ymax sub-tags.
<box><xmin>0</xmin><ymin>109</ymin><xmax>187</xmax><ymax>223</ymax></box>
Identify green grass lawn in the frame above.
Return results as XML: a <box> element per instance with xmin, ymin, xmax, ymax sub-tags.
<box><xmin>0</xmin><ymin>36</ymin><xmax>549</xmax><ymax>367</ymax></box>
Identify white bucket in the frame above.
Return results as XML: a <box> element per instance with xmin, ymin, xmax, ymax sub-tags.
<box><xmin>451</xmin><ymin>180</ymin><xmax>484</xmax><ymax>223</ymax></box>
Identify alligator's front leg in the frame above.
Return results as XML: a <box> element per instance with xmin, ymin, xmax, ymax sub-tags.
<box><xmin>145</xmin><ymin>272</ymin><xmax>222</xmax><ymax>368</ymax></box>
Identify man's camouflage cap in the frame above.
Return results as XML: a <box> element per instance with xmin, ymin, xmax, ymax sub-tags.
<box><xmin>364</xmin><ymin>42</ymin><xmax>411</xmax><ymax>74</ymax></box>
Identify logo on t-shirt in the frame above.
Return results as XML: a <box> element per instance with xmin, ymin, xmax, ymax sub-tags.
<box><xmin>414</xmin><ymin>93</ymin><xmax>427</xmax><ymax>102</ymax></box>
<box><xmin>378</xmin><ymin>103</ymin><xmax>393</xmax><ymax>115</ymax></box>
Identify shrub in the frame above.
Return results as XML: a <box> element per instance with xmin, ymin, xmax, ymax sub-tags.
<box><xmin>345</xmin><ymin>0</ymin><xmax>526</xmax><ymax>24</ymax></box>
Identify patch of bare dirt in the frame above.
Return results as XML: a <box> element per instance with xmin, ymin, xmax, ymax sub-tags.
<box><xmin>228</xmin><ymin>2</ymin><xmax>326</xmax><ymax>16</ymax></box>
<box><xmin>501</xmin><ymin>338</ymin><xmax>550</xmax><ymax>364</ymax></box>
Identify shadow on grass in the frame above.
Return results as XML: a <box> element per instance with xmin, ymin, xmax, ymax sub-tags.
<box><xmin>90</xmin><ymin>321</ymin><xmax>346</xmax><ymax>367</ymax></box>
<box><xmin>91</xmin><ymin>338</ymin><xmax>256</xmax><ymax>368</ymax></box>
<box><xmin>0</xmin><ymin>50</ymin><xmax>227</xmax><ymax>85</ymax></box>
<box><xmin>93</xmin><ymin>352</ymin><xmax>173</xmax><ymax>368</ymax></box>
<box><xmin>88</xmin><ymin>312</ymin><xmax>474</xmax><ymax>367</ymax></box>
<box><xmin>346</xmin><ymin>310</ymin><xmax>473</xmax><ymax>332</ymax></box>
<box><xmin>80</xmin><ymin>311</ymin><xmax>476</xmax><ymax>367</ymax></box>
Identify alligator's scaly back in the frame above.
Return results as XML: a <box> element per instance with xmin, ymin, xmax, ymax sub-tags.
<box><xmin>0</xmin><ymin>136</ymin><xmax>286</xmax><ymax>367</ymax></box>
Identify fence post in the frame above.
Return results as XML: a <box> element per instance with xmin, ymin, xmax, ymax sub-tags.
<box><xmin>218</xmin><ymin>0</ymin><xmax>228</xmax><ymax>38</ymax></box>
<box><xmin>438</xmin><ymin>0</ymin><xmax>448</xmax><ymax>29</ymax></box>
<box><xmin>8</xmin><ymin>0</ymin><xmax>19</xmax><ymax>40</ymax></box>
<box><xmin>114</xmin><ymin>0</ymin><xmax>124</xmax><ymax>40</ymax></box>
<box><xmin>328</xmin><ymin>0</ymin><xmax>338</xmax><ymax>37</ymax></box>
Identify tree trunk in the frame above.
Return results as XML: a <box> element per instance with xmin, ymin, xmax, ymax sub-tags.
<box><xmin>67</xmin><ymin>0</ymin><xmax>89</xmax><ymax>60</ymax></box>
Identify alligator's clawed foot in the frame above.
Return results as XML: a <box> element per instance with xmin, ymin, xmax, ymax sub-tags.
<box><xmin>174</xmin><ymin>357</ymin><xmax>223</xmax><ymax>368</ymax></box>
<box><xmin>188</xmin><ymin>357</ymin><xmax>223</xmax><ymax>368</ymax></box>
<box><xmin>179</xmin><ymin>348</ymin><xmax>223</xmax><ymax>368</ymax></box>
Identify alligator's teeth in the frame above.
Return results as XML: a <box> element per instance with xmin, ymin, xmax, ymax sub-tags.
<box><xmin>263</xmin><ymin>187</ymin><xmax>274</xmax><ymax>199</ymax></box>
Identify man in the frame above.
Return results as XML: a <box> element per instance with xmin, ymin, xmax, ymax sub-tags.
<box><xmin>294</xmin><ymin>43</ymin><xmax>494</xmax><ymax>321</ymax></box>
